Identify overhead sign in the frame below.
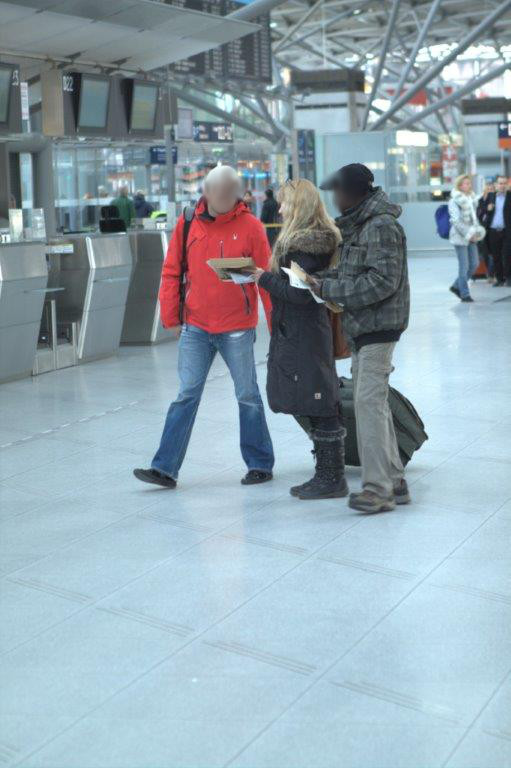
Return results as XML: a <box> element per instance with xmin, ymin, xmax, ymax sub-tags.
<box><xmin>498</xmin><ymin>122</ymin><xmax>511</xmax><ymax>149</ymax></box>
<box><xmin>169</xmin><ymin>0</ymin><xmax>272</xmax><ymax>83</ymax></box>
<box><xmin>193</xmin><ymin>121</ymin><xmax>233</xmax><ymax>142</ymax></box>
<box><xmin>150</xmin><ymin>146</ymin><xmax>178</xmax><ymax>164</ymax></box>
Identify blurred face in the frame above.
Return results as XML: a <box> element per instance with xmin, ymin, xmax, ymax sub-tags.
<box><xmin>459</xmin><ymin>177</ymin><xmax>472</xmax><ymax>194</ymax></box>
<box><xmin>487</xmin><ymin>182</ymin><xmax>495</xmax><ymax>194</ymax></box>
<box><xmin>205</xmin><ymin>181</ymin><xmax>239</xmax><ymax>215</ymax></box>
<box><xmin>496</xmin><ymin>176</ymin><xmax>507</xmax><ymax>193</ymax></box>
<box><xmin>333</xmin><ymin>186</ymin><xmax>360</xmax><ymax>213</ymax></box>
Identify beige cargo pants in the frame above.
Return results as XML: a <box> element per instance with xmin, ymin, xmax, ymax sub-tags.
<box><xmin>351</xmin><ymin>342</ymin><xmax>404</xmax><ymax>497</ymax></box>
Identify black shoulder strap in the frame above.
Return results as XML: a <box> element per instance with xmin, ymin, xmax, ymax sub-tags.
<box><xmin>181</xmin><ymin>203</ymin><xmax>196</xmax><ymax>274</ymax></box>
<box><xmin>178</xmin><ymin>203</ymin><xmax>196</xmax><ymax>324</ymax></box>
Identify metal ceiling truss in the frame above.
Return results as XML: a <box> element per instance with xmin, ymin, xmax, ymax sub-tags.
<box><xmin>270</xmin><ymin>0</ymin><xmax>511</xmax><ymax>132</ymax></box>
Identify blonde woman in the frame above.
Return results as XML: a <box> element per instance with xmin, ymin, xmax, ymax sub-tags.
<box><xmin>251</xmin><ymin>179</ymin><xmax>348</xmax><ymax>500</ymax></box>
<box><xmin>449</xmin><ymin>174</ymin><xmax>484</xmax><ymax>302</ymax></box>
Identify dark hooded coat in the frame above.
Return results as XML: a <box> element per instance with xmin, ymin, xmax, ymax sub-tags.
<box><xmin>258</xmin><ymin>229</ymin><xmax>340</xmax><ymax>417</ymax></box>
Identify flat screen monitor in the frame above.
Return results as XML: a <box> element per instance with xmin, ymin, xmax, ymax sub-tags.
<box><xmin>130</xmin><ymin>83</ymin><xmax>158</xmax><ymax>132</ymax></box>
<box><xmin>0</xmin><ymin>67</ymin><xmax>12</xmax><ymax>124</ymax></box>
<box><xmin>78</xmin><ymin>76</ymin><xmax>110</xmax><ymax>129</ymax></box>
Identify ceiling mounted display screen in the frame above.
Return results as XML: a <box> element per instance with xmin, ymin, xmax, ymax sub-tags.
<box><xmin>0</xmin><ymin>67</ymin><xmax>12</xmax><ymax>124</ymax></box>
<box><xmin>130</xmin><ymin>83</ymin><xmax>158</xmax><ymax>132</ymax></box>
<box><xmin>78</xmin><ymin>76</ymin><xmax>110</xmax><ymax>129</ymax></box>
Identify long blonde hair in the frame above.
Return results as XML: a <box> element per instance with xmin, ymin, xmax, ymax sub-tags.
<box><xmin>270</xmin><ymin>179</ymin><xmax>341</xmax><ymax>272</ymax></box>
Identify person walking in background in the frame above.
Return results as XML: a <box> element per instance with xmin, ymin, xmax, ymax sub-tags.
<box><xmin>260</xmin><ymin>188</ymin><xmax>280</xmax><ymax>248</ymax></box>
<box><xmin>133</xmin><ymin>191</ymin><xmax>154</xmax><ymax>219</ymax></box>
<box><xmin>477</xmin><ymin>174</ymin><xmax>511</xmax><ymax>287</ymax></box>
<box><xmin>243</xmin><ymin>189</ymin><xmax>255</xmax><ymax>214</ymax></box>
<box><xmin>134</xmin><ymin>165</ymin><xmax>274</xmax><ymax>489</ymax></box>
<box><xmin>251</xmin><ymin>179</ymin><xmax>348</xmax><ymax>500</ymax></box>
<box><xmin>477</xmin><ymin>180</ymin><xmax>495</xmax><ymax>283</ymax></box>
<box><xmin>448</xmin><ymin>174</ymin><xmax>484</xmax><ymax>302</ymax></box>
<box><xmin>111</xmin><ymin>186</ymin><xmax>136</xmax><ymax>229</ymax></box>
<box><xmin>307</xmin><ymin>163</ymin><xmax>410</xmax><ymax>514</ymax></box>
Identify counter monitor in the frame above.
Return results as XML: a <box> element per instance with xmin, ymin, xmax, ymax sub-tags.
<box><xmin>130</xmin><ymin>83</ymin><xmax>158</xmax><ymax>132</ymax></box>
<box><xmin>78</xmin><ymin>76</ymin><xmax>110</xmax><ymax>129</ymax></box>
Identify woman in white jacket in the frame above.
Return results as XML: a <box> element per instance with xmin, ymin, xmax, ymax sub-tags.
<box><xmin>448</xmin><ymin>174</ymin><xmax>483</xmax><ymax>303</ymax></box>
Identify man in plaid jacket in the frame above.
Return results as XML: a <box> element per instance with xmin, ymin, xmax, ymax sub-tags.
<box><xmin>310</xmin><ymin>164</ymin><xmax>410</xmax><ymax>513</ymax></box>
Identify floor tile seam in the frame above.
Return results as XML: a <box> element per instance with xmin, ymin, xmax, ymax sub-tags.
<box><xmin>405</xmin><ymin>431</ymin><xmax>500</xmax><ymax>489</ymax></box>
<box><xmin>2</xmin><ymin>446</ymin><xmax>240</xmax><ymax>510</ymax></box>
<box><xmin>0</xmin><ymin>439</ymin><xmax>109</xmax><ymax>484</ymax></box>
<box><xmin>425</xmin><ymin>401</ymin><xmax>508</xmax><ymax>420</ymax></box>
<box><xmin>0</xmin><ymin>401</ymin><xmax>142</xmax><ymax>449</ymax></box>
<box><xmin>7</xmin><ymin>516</ymin><xmax>367</xmax><ymax>768</ymax></box>
<box><xmin>0</xmin><ymin>483</ymin><xmax>304</xmax><ymax>657</ymax></box>
<box><xmin>221</xmin><ymin>501</ymin><xmax>511</xmax><ymax>767</ymax></box>
<box><xmin>440</xmin><ymin>666</ymin><xmax>511</xmax><ymax>768</ymax></box>
<box><xmin>0</xmin><ymin>486</ymin><xmax>206</xmax><ymax>582</ymax></box>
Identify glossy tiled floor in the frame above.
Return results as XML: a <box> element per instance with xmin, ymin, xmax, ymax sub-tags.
<box><xmin>1</xmin><ymin>256</ymin><xmax>511</xmax><ymax>768</ymax></box>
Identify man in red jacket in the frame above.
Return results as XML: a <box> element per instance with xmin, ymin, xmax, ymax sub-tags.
<box><xmin>134</xmin><ymin>165</ymin><xmax>274</xmax><ymax>488</ymax></box>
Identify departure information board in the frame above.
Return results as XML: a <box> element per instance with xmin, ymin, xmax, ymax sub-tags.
<box><xmin>168</xmin><ymin>0</ymin><xmax>272</xmax><ymax>83</ymax></box>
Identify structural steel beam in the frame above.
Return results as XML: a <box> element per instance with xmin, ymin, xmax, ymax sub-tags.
<box><xmin>166</xmin><ymin>84</ymin><xmax>278</xmax><ymax>142</ymax></box>
<box><xmin>370</xmin><ymin>0</ymin><xmax>511</xmax><ymax>130</ymax></box>
<box><xmin>274</xmin><ymin>0</ymin><xmax>324</xmax><ymax>53</ymax></box>
<box><xmin>392</xmin><ymin>0</ymin><xmax>443</xmax><ymax>104</ymax></box>
<box><xmin>363</xmin><ymin>0</ymin><xmax>404</xmax><ymax>129</ymax></box>
<box><xmin>276</xmin><ymin>0</ymin><xmax>374</xmax><ymax>54</ymax></box>
<box><xmin>228</xmin><ymin>0</ymin><xmax>289</xmax><ymax>21</ymax></box>
<box><xmin>394</xmin><ymin>58</ymin><xmax>511</xmax><ymax>129</ymax></box>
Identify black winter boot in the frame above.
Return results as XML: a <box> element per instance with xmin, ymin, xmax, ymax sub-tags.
<box><xmin>296</xmin><ymin>429</ymin><xmax>349</xmax><ymax>500</ymax></box>
<box><xmin>290</xmin><ymin>448</ymin><xmax>317</xmax><ymax>497</ymax></box>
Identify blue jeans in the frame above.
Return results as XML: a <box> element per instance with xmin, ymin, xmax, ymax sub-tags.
<box><xmin>151</xmin><ymin>324</ymin><xmax>274</xmax><ymax>479</ymax></box>
<box><xmin>452</xmin><ymin>243</ymin><xmax>478</xmax><ymax>298</ymax></box>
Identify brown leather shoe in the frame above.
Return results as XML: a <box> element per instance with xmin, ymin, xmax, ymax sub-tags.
<box><xmin>393</xmin><ymin>479</ymin><xmax>411</xmax><ymax>505</ymax></box>
<box><xmin>349</xmin><ymin>489</ymin><xmax>395</xmax><ymax>513</ymax></box>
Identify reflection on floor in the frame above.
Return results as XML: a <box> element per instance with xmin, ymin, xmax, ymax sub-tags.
<box><xmin>1</xmin><ymin>257</ymin><xmax>511</xmax><ymax>768</ymax></box>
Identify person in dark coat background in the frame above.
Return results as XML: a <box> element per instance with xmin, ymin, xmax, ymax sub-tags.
<box><xmin>260</xmin><ymin>188</ymin><xmax>281</xmax><ymax>248</ymax></box>
<box><xmin>251</xmin><ymin>179</ymin><xmax>347</xmax><ymax>500</ymax></box>
<box><xmin>133</xmin><ymin>191</ymin><xmax>154</xmax><ymax>219</ymax></box>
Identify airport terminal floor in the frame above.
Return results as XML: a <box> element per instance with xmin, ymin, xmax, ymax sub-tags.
<box><xmin>1</xmin><ymin>254</ymin><xmax>511</xmax><ymax>768</ymax></box>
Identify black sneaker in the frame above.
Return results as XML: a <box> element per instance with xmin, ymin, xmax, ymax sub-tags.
<box><xmin>133</xmin><ymin>468</ymin><xmax>176</xmax><ymax>488</ymax></box>
<box><xmin>461</xmin><ymin>296</ymin><xmax>474</xmax><ymax>303</ymax></box>
<box><xmin>449</xmin><ymin>286</ymin><xmax>460</xmax><ymax>298</ymax></box>
<box><xmin>241</xmin><ymin>470</ymin><xmax>273</xmax><ymax>485</ymax></box>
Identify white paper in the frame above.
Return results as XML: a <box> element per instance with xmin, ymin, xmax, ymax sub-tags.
<box><xmin>281</xmin><ymin>266</ymin><xmax>325</xmax><ymax>303</ymax></box>
<box><xmin>228</xmin><ymin>271</ymin><xmax>255</xmax><ymax>284</ymax></box>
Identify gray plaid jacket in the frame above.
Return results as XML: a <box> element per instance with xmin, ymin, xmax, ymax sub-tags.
<box><xmin>321</xmin><ymin>188</ymin><xmax>410</xmax><ymax>344</ymax></box>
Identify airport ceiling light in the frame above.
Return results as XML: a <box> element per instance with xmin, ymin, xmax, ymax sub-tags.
<box><xmin>0</xmin><ymin>0</ymin><xmax>260</xmax><ymax>71</ymax></box>
<box><xmin>396</xmin><ymin>130</ymin><xmax>429</xmax><ymax>148</ymax></box>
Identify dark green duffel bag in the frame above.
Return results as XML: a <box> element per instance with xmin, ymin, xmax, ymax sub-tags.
<box><xmin>295</xmin><ymin>377</ymin><xmax>428</xmax><ymax>467</ymax></box>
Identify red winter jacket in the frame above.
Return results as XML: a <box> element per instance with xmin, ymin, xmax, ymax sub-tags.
<box><xmin>159</xmin><ymin>198</ymin><xmax>272</xmax><ymax>333</ymax></box>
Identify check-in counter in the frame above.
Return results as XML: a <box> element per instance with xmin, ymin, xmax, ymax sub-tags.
<box><xmin>49</xmin><ymin>233</ymin><xmax>132</xmax><ymax>363</ymax></box>
<box><xmin>0</xmin><ymin>241</ymin><xmax>48</xmax><ymax>383</ymax></box>
<box><xmin>121</xmin><ymin>230</ymin><xmax>176</xmax><ymax>345</ymax></box>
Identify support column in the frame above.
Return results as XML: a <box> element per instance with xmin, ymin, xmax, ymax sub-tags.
<box><xmin>32</xmin><ymin>141</ymin><xmax>57</xmax><ymax>238</ymax></box>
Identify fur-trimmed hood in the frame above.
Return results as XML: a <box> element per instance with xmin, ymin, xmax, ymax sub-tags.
<box><xmin>275</xmin><ymin>228</ymin><xmax>339</xmax><ymax>258</ymax></box>
<box><xmin>272</xmin><ymin>227</ymin><xmax>340</xmax><ymax>273</ymax></box>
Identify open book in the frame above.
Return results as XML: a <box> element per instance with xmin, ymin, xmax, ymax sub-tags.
<box><xmin>285</xmin><ymin>261</ymin><xmax>343</xmax><ymax>313</ymax></box>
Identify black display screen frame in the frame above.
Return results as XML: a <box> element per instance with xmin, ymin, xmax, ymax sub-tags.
<box><xmin>0</xmin><ymin>64</ymin><xmax>14</xmax><ymax>126</ymax></box>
